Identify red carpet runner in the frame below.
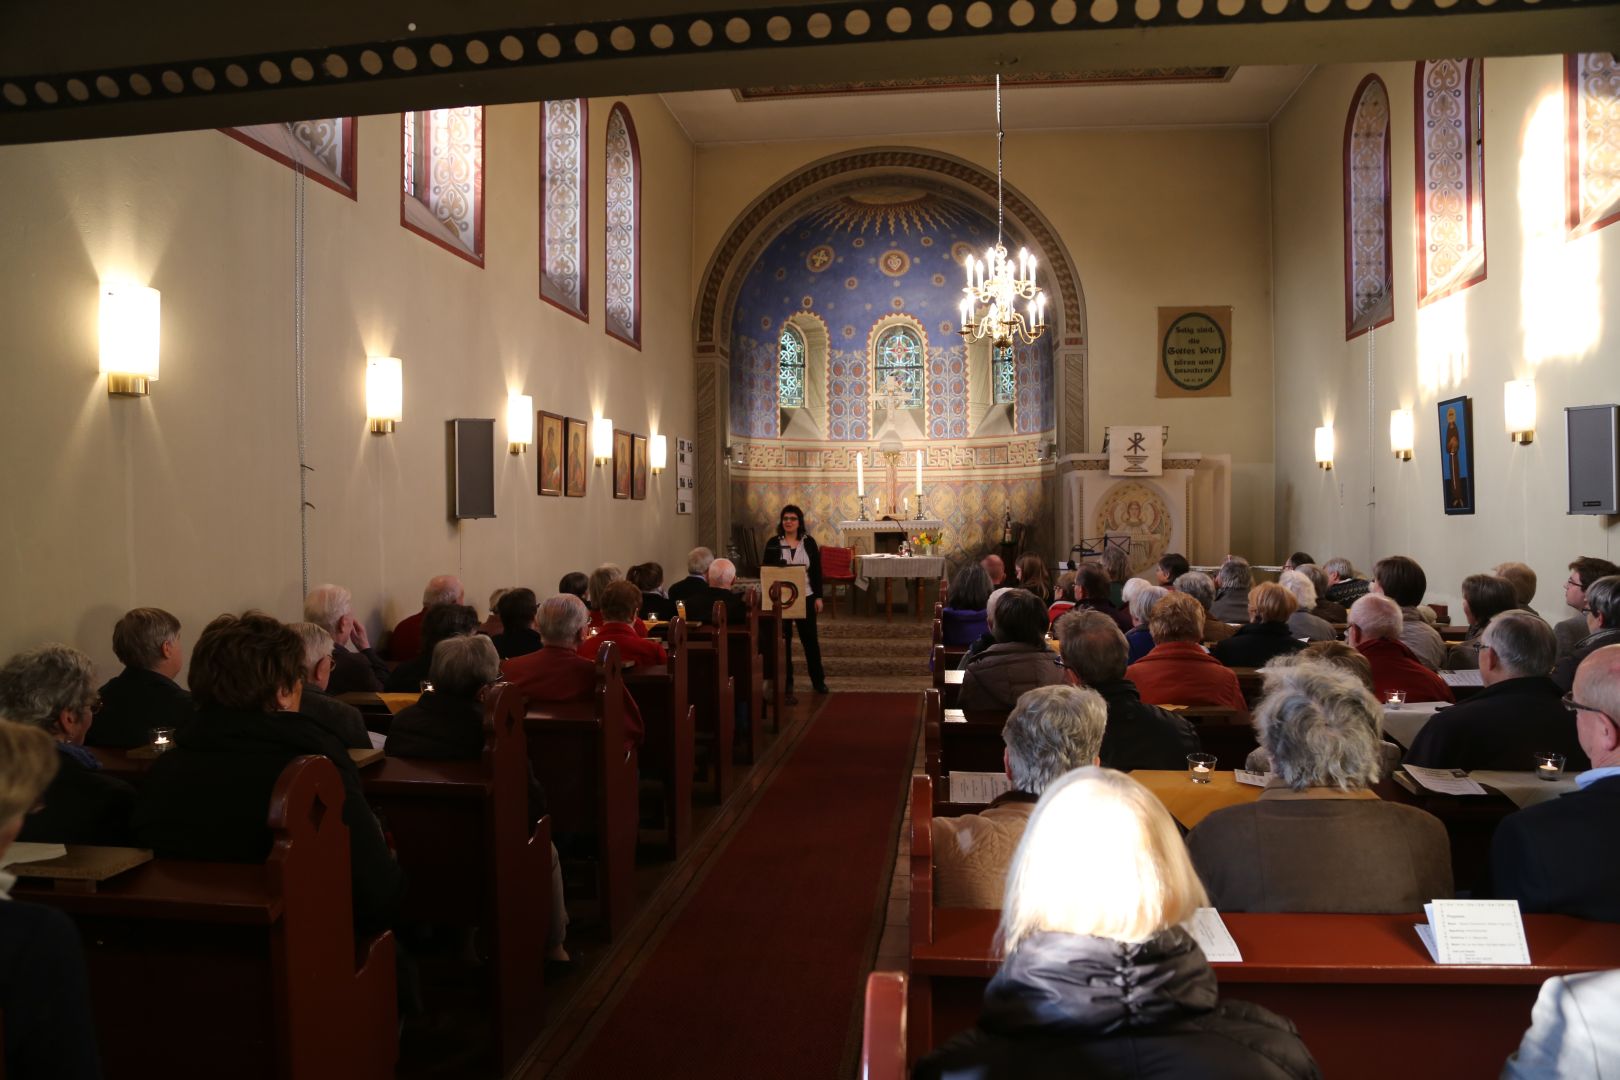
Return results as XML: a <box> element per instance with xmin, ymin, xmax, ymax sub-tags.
<box><xmin>559</xmin><ymin>693</ymin><xmax>919</xmax><ymax>1079</ymax></box>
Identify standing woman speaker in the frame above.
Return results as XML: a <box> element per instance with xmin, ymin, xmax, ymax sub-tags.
<box><xmin>763</xmin><ymin>504</ymin><xmax>828</xmax><ymax>702</ymax></box>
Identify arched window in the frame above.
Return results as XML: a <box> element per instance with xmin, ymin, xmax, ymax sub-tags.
<box><xmin>604</xmin><ymin>103</ymin><xmax>640</xmax><ymax>348</ymax></box>
<box><xmin>873</xmin><ymin>324</ymin><xmax>925</xmax><ymax>409</ymax></box>
<box><xmin>541</xmin><ymin>99</ymin><xmax>587</xmax><ymax>317</ymax></box>
<box><xmin>1415</xmin><ymin>60</ymin><xmax>1486</xmax><ymax>305</ymax></box>
<box><xmin>225</xmin><ymin>118</ymin><xmax>357</xmax><ymax>198</ymax></box>
<box><xmin>992</xmin><ymin>344</ymin><xmax>1017</xmax><ymax>406</ymax></box>
<box><xmin>1567</xmin><ymin>53</ymin><xmax>1620</xmax><ymax>237</ymax></box>
<box><xmin>401</xmin><ymin>107</ymin><xmax>485</xmax><ymax>266</ymax></box>
<box><xmin>1344</xmin><ymin>75</ymin><xmax>1393</xmax><ymax>338</ymax></box>
<box><xmin>778</xmin><ymin>324</ymin><xmax>806</xmax><ymax>408</ymax></box>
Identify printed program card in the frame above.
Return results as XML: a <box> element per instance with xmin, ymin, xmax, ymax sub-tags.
<box><xmin>0</xmin><ymin>842</ymin><xmax>66</xmax><ymax>868</ymax></box>
<box><xmin>1233</xmin><ymin>770</ymin><xmax>1269</xmax><ymax>787</ymax></box>
<box><xmin>948</xmin><ymin>772</ymin><xmax>1012</xmax><ymax>805</ymax></box>
<box><xmin>1441</xmin><ymin>669</ymin><xmax>1484</xmax><ymax>687</ymax></box>
<box><xmin>1188</xmin><ymin>908</ymin><xmax>1243</xmax><ymax>963</ymax></box>
<box><xmin>1414</xmin><ymin>900</ymin><xmax>1531</xmax><ymax>965</ymax></box>
<box><xmin>1401</xmin><ymin>764</ymin><xmax>1489</xmax><ymax>796</ymax></box>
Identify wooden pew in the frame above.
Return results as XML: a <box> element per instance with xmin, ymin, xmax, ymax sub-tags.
<box><xmin>16</xmin><ymin>756</ymin><xmax>397</xmax><ymax>1080</ymax></box>
<box><xmin>1174</xmin><ymin>706</ymin><xmax>1254</xmax><ymax>770</ymax></box>
<box><xmin>524</xmin><ymin>642</ymin><xmax>637</xmax><ymax>939</ymax></box>
<box><xmin>906</xmin><ymin>773</ymin><xmax>1620</xmax><ymax>1078</ymax></box>
<box><xmin>1375</xmin><ymin>774</ymin><xmax>1518</xmax><ymax>895</ymax></box>
<box><xmin>1229</xmin><ymin>666</ymin><xmax>1264</xmax><ymax>707</ymax></box>
<box><xmin>336</xmin><ymin>690</ymin><xmax>421</xmax><ymax>736</ymax></box>
<box><xmin>362</xmin><ymin>684</ymin><xmax>549</xmax><ymax>1072</ymax></box>
<box><xmin>726</xmin><ymin>589</ymin><xmax>766</xmax><ymax>763</ymax></box>
<box><xmin>930</xmin><ymin>617</ymin><xmax>967</xmax><ymax>672</ymax></box>
<box><xmin>862</xmin><ymin>971</ymin><xmax>908</xmax><ymax>1080</ymax></box>
<box><xmin>684</xmin><ymin>601</ymin><xmax>737</xmax><ymax>801</ymax></box>
<box><xmin>623</xmin><ymin>618</ymin><xmax>695</xmax><ymax>858</ymax></box>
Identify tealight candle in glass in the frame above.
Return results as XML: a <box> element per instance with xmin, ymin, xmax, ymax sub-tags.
<box><xmin>1187</xmin><ymin>753</ymin><xmax>1217</xmax><ymax>784</ymax></box>
<box><xmin>1385</xmin><ymin>690</ymin><xmax>1408</xmax><ymax>706</ymax></box>
<box><xmin>150</xmin><ymin>726</ymin><xmax>174</xmax><ymax>753</ymax></box>
<box><xmin>1534</xmin><ymin>752</ymin><xmax>1565</xmax><ymax>781</ymax></box>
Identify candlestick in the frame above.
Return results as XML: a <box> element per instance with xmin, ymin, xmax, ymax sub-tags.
<box><xmin>914</xmin><ymin>491</ymin><xmax>927</xmax><ymax>520</ymax></box>
<box><xmin>856</xmin><ymin>450</ymin><xmax>864</xmax><ymax>496</ymax></box>
<box><xmin>914</xmin><ymin>449</ymin><xmax>923</xmax><ymax>495</ymax></box>
<box><xmin>857</xmin><ymin>493</ymin><xmax>870</xmax><ymax>521</ymax></box>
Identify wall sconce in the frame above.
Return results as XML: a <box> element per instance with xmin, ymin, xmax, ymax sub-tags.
<box><xmin>650</xmin><ymin>434</ymin><xmax>667</xmax><ymax>473</ymax></box>
<box><xmin>506</xmin><ymin>393</ymin><xmax>533</xmax><ymax>454</ymax></box>
<box><xmin>1505</xmin><ymin>379</ymin><xmax>1537</xmax><ymax>444</ymax></box>
<box><xmin>592</xmin><ymin>417</ymin><xmax>614</xmax><ymax>465</ymax></box>
<box><xmin>1389</xmin><ymin>409</ymin><xmax>1414</xmax><ymax>461</ymax></box>
<box><xmin>99</xmin><ymin>283</ymin><xmax>161</xmax><ymax>396</ymax></box>
<box><xmin>1314</xmin><ymin>425</ymin><xmax>1335</xmax><ymax>470</ymax></box>
<box><xmin>365</xmin><ymin>357</ymin><xmax>403</xmax><ymax>434</ymax></box>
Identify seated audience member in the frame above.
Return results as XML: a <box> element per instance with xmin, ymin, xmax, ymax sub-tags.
<box><xmin>289</xmin><ymin>622</ymin><xmax>371</xmax><ymax>749</ymax></box>
<box><xmin>1208</xmin><ymin>557</ymin><xmax>1254</xmax><ymax>624</ymax></box>
<box><xmin>386</xmin><ymin>636</ymin><xmax>570</xmax><ymax>961</ymax></box>
<box><xmin>1101</xmin><ymin>546</ymin><xmax>1132</xmax><ymax>607</ymax></box>
<box><xmin>1047</xmin><ymin>570</ymin><xmax>1077</xmax><ymax>623</ymax></box>
<box><xmin>1125</xmin><ymin>584</ymin><xmax>1166</xmax><ymax>664</ymax></box>
<box><xmin>1014</xmin><ymin>553</ymin><xmax>1050</xmax><ymax>602</ymax></box>
<box><xmin>1554</xmin><ymin>575</ymin><xmax>1620</xmax><ymax>692</ymax></box>
<box><xmin>386</xmin><ymin>574</ymin><xmax>463</xmax><ymax>662</ymax></box>
<box><xmin>1556</xmin><ymin>557</ymin><xmax>1619</xmax><ymax>662</ymax></box>
<box><xmin>1370</xmin><ymin>555</ymin><xmax>1447</xmax><ymax>670</ymax></box>
<box><xmin>1299</xmin><ymin>640</ymin><xmax>1375</xmax><ymax>690</ymax></box>
<box><xmin>1278</xmin><ymin>570</ymin><xmax>1336</xmax><ymax>642</ymax></box>
<box><xmin>502</xmin><ymin>595</ymin><xmax>645</xmax><ymax>750</ymax></box>
<box><xmin>958</xmin><ymin>588</ymin><xmax>1014</xmax><ymax>670</ymax></box>
<box><xmin>556</xmin><ymin>573</ymin><xmax>589</xmax><ymax>604</ymax></box>
<box><xmin>1213</xmin><ymin>582</ymin><xmax>1308</xmax><ymax>669</ymax></box>
<box><xmin>1173</xmin><ymin>571</ymin><xmax>1234</xmax><ymax>644</ymax></box>
<box><xmin>1296</xmin><ymin>563</ymin><xmax>1348</xmax><ymax>623</ymax></box>
<box><xmin>584</xmin><ymin>565</ymin><xmax>647</xmax><ymax>636</ymax></box>
<box><xmin>932</xmin><ymin>685</ymin><xmax>1105</xmax><ymax>908</ymax></box>
<box><xmin>0</xmin><ymin>720</ymin><xmax>103</xmax><ymax>1080</ymax></box>
<box><xmin>667</xmin><ymin>547</ymin><xmax>714</xmax><ymax>607</ymax></box>
<box><xmin>1188</xmin><ymin>660</ymin><xmax>1453</xmax><ymax>912</ymax></box>
<box><xmin>1241</xmin><ymin>645</ymin><xmax>1403</xmax><ymax>778</ymax></box>
<box><xmin>942</xmin><ymin>565</ymin><xmax>994</xmax><ymax>648</ymax></box>
<box><xmin>1127</xmin><ymin>592</ymin><xmax>1248</xmax><ymax>714</ymax></box>
<box><xmin>90</xmin><ymin>606</ymin><xmax>195</xmax><ymax>748</ymax></box>
<box><xmin>581</xmin><ymin>581</ymin><xmax>669</xmax><ymax>667</ymax></box>
<box><xmin>1346</xmin><ymin>594</ymin><xmax>1453</xmax><ymax>704</ymax></box>
<box><xmin>303</xmin><ymin>583</ymin><xmax>389</xmax><ymax>694</ymax></box>
<box><xmin>1408</xmin><ymin>612</ymin><xmax>1586</xmax><ymax>771</ymax></box>
<box><xmin>958</xmin><ymin>590</ymin><xmax>1065</xmax><ymax>711</ymax></box>
<box><xmin>980</xmin><ymin>553</ymin><xmax>1007</xmax><ymax>589</ymax></box>
<box><xmin>1503</xmin><ymin>969</ymin><xmax>1620</xmax><ymax>1079</ymax></box>
<box><xmin>1493</xmin><ymin>561</ymin><xmax>1541</xmax><ymax>616</ymax></box>
<box><xmin>1490</xmin><ymin>644</ymin><xmax>1620</xmax><ymax>922</ymax></box>
<box><xmin>1154</xmin><ymin>551</ymin><xmax>1190</xmax><ymax>587</ymax></box>
<box><xmin>688</xmin><ymin>557</ymin><xmax>749</xmax><ymax>626</ymax></box>
<box><xmin>1444</xmin><ymin>573</ymin><xmax>1521</xmax><ymax>669</ymax></box>
<box><xmin>918</xmin><ymin>768</ymin><xmax>1319</xmax><ymax>1080</ymax></box>
<box><xmin>133</xmin><ymin>612</ymin><xmax>403</xmax><ymax>935</ymax></box>
<box><xmin>480</xmin><ymin>587</ymin><xmax>511</xmax><ymax>636</ymax></box>
<box><xmin>1073</xmin><ymin>563</ymin><xmax>1132</xmax><ymax>632</ymax></box>
<box><xmin>1282</xmin><ymin>551</ymin><xmax>1315</xmax><ymax>572</ymax></box>
<box><xmin>1322</xmin><ymin>556</ymin><xmax>1372</xmax><ymax>607</ymax></box>
<box><xmin>0</xmin><ymin>644</ymin><xmax>134</xmax><ymax>846</ymax></box>
<box><xmin>490</xmin><ymin>588</ymin><xmax>543</xmax><ymax>660</ymax></box>
<box><xmin>628</xmin><ymin>562</ymin><xmax>677</xmax><ymax>622</ymax></box>
<box><xmin>1058</xmin><ymin>610</ymin><xmax>1199</xmax><ymax>771</ymax></box>
<box><xmin>384</xmin><ymin>602</ymin><xmax>480</xmax><ymax>692</ymax></box>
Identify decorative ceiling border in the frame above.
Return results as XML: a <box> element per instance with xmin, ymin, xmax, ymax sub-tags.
<box><xmin>733</xmin><ymin>66</ymin><xmax>1234</xmax><ymax>99</ymax></box>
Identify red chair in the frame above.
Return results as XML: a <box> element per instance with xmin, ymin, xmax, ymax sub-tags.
<box><xmin>821</xmin><ymin>545</ymin><xmax>857</xmax><ymax>618</ymax></box>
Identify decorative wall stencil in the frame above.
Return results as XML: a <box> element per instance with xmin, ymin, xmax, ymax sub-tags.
<box><xmin>927</xmin><ymin>346</ymin><xmax>968</xmax><ymax>439</ymax></box>
<box><xmin>826</xmin><ymin>351</ymin><xmax>869</xmax><ymax>440</ymax></box>
<box><xmin>730</xmin><ymin>336</ymin><xmax>779</xmax><ymax>438</ymax></box>
<box><xmin>1437</xmin><ymin>395</ymin><xmax>1476</xmax><ymax>515</ymax></box>
<box><xmin>401</xmin><ymin>106</ymin><xmax>484</xmax><ymax>264</ymax></box>
<box><xmin>1568</xmin><ymin>53</ymin><xmax>1620</xmax><ymax>236</ymax></box>
<box><xmin>1415</xmin><ymin>59</ymin><xmax>1486</xmax><ymax>304</ymax></box>
<box><xmin>604</xmin><ymin>103</ymin><xmax>640</xmax><ymax>346</ymax></box>
<box><xmin>225</xmin><ymin>118</ymin><xmax>356</xmax><ymax>197</ymax></box>
<box><xmin>807</xmin><ymin>245</ymin><xmax>835</xmax><ymax>271</ymax></box>
<box><xmin>541</xmin><ymin>98</ymin><xmax>587</xmax><ymax>316</ymax></box>
<box><xmin>1344</xmin><ymin>75</ymin><xmax>1392</xmax><ymax>337</ymax></box>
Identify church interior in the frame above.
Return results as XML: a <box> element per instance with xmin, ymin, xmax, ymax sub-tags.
<box><xmin>2</xmin><ymin>3</ymin><xmax>1620</xmax><ymax>1078</ymax></box>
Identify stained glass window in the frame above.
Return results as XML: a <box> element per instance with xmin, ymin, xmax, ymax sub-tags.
<box><xmin>1568</xmin><ymin>53</ymin><xmax>1620</xmax><ymax>236</ymax></box>
<box><xmin>779</xmin><ymin>324</ymin><xmax>806</xmax><ymax>408</ymax></box>
<box><xmin>1415</xmin><ymin>59</ymin><xmax>1485</xmax><ymax>304</ymax></box>
<box><xmin>541</xmin><ymin>99</ymin><xmax>587</xmax><ymax>317</ymax></box>
<box><xmin>400</xmin><ymin>107</ymin><xmax>485</xmax><ymax>265</ymax></box>
<box><xmin>225</xmin><ymin>118</ymin><xmax>356</xmax><ymax>197</ymax></box>
<box><xmin>604</xmin><ymin>103</ymin><xmax>640</xmax><ymax>347</ymax></box>
<box><xmin>1344</xmin><ymin>76</ymin><xmax>1392</xmax><ymax>337</ymax></box>
<box><xmin>873</xmin><ymin>324</ymin><xmax>924</xmax><ymax>409</ymax></box>
<box><xmin>992</xmin><ymin>345</ymin><xmax>1017</xmax><ymax>406</ymax></box>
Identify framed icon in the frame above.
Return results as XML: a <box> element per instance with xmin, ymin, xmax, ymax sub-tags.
<box><xmin>632</xmin><ymin>434</ymin><xmax>648</xmax><ymax>500</ymax></box>
<box><xmin>1437</xmin><ymin>395</ymin><xmax>1475</xmax><ymax>515</ymax></box>
<box><xmin>538</xmin><ymin>411</ymin><xmax>564</xmax><ymax>496</ymax></box>
<box><xmin>564</xmin><ymin>416</ymin><xmax>589</xmax><ymax>497</ymax></box>
<box><xmin>613</xmin><ymin>429</ymin><xmax>632</xmax><ymax>499</ymax></box>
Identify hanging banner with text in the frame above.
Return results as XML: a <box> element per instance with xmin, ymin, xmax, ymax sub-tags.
<box><xmin>1156</xmin><ymin>306</ymin><xmax>1232</xmax><ymax>398</ymax></box>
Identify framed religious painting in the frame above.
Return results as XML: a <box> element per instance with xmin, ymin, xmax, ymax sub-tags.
<box><xmin>1437</xmin><ymin>395</ymin><xmax>1475</xmax><ymax>515</ymax></box>
<box><xmin>631</xmin><ymin>434</ymin><xmax>648</xmax><ymax>500</ymax></box>
<box><xmin>564</xmin><ymin>416</ymin><xmax>588</xmax><ymax>497</ymax></box>
<box><xmin>613</xmin><ymin>429</ymin><xmax>633</xmax><ymax>499</ymax></box>
<box><xmin>537</xmin><ymin>411</ymin><xmax>565</xmax><ymax>496</ymax></box>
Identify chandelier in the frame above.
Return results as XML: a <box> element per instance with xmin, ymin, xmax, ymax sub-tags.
<box><xmin>958</xmin><ymin>74</ymin><xmax>1047</xmax><ymax>348</ymax></box>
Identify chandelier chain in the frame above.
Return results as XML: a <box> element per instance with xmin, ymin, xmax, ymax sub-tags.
<box><xmin>996</xmin><ymin>74</ymin><xmax>1004</xmax><ymax>248</ymax></box>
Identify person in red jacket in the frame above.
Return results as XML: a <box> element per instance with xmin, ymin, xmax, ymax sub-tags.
<box><xmin>1126</xmin><ymin>592</ymin><xmax>1249</xmax><ymax>715</ymax></box>
<box><xmin>386</xmin><ymin>574</ymin><xmax>463</xmax><ymax>662</ymax></box>
<box><xmin>580</xmin><ymin>581</ymin><xmax>668</xmax><ymax>668</ymax></box>
<box><xmin>1347</xmin><ymin>594</ymin><xmax>1454</xmax><ymax>704</ymax></box>
<box><xmin>503</xmin><ymin>594</ymin><xmax>644</xmax><ymax>749</ymax></box>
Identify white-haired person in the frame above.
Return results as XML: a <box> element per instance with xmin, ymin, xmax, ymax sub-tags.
<box><xmin>958</xmin><ymin>587</ymin><xmax>1015</xmax><ymax>670</ymax></box>
<box><xmin>917</xmin><ymin>768</ymin><xmax>1320</xmax><ymax>1079</ymax></box>
<box><xmin>1187</xmin><ymin>659</ymin><xmax>1452</xmax><ymax>913</ymax></box>
<box><xmin>667</xmin><ymin>547</ymin><xmax>715</xmax><ymax>608</ymax></box>
<box><xmin>303</xmin><ymin>583</ymin><xmax>389</xmax><ymax>695</ymax></box>
<box><xmin>0</xmin><ymin>719</ymin><xmax>103</xmax><ymax>1080</ymax></box>
<box><xmin>1278</xmin><ymin>570</ymin><xmax>1337</xmax><ymax>642</ymax></box>
<box><xmin>1125</xmin><ymin>584</ymin><xmax>1167</xmax><ymax>664</ymax></box>
<box><xmin>288</xmin><ymin>622</ymin><xmax>373</xmax><ymax>749</ymax></box>
<box><xmin>386</xmin><ymin>574</ymin><xmax>464</xmax><ymax>662</ymax></box>
<box><xmin>502</xmin><ymin>594</ymin><xmax>645</xmax><ymax>752</ymax></box>
<box><xmin>931</xmin><ymin>685</ymin><xmax>1106</xmax><ymax>908</ymax></box>
<box><xmin>1208</xmin><ymin>557</ymin><xmax>1254</xmax><ymax>624</ymax></box>
<box><xmin>1345</xmin><ymin>594</ymin><xmax>1452</xmax><ymax>704</ymax></box>
<box><xmin>1172</xmin><ymin>570</ymin><xmax>1234</xmax><ymax>645</ymax></box>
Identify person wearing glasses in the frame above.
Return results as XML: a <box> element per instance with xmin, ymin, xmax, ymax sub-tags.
<box><xmin>1406</xmin><ymin>612</ymin><xmax>1586</xmax><ymax>772</ymax></box>
<box><xmin>762</xmin><ymin>504</ymin><xmax>828</xmax><ymax>700</ymax></box>
<box><xmin>1555</xmin><ymin>557</ymin><xmax>1619</xmax><ymax>663</ymax></box>
<box><xmin>1490</xmin><ymin>645</ymin><xmax>1620</xmax><ymax>922</ymax></box>
<box><xmin>1553</xmin><ymin>575</ymin><xmax>1620</xmax><ymax>693</ymax></box>
<box><xmin>0</xmin><ymin>643</ymin><xmax>134</xmax><ymax>846</ymax></box>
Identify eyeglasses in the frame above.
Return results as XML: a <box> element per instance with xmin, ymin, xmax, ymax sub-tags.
<box><xmin>1567</xmin><ymin>577</ymin><xmax>1583</xmax><ymax>590</ymax></box>
<box><xmin>1562</xmin><ymin>692</ymin><xmax>1614</xmax><ymax>723</ymax></box>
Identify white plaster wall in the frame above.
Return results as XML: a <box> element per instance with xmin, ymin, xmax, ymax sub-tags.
<box><xmin>0</xmin><ymin>97</ymin><xmax>696</xmax><ymax>676</ymax></box>
<box><xmin>1271</xmin><ymin>56</ymin><xmax>1620</xmax><ymax>622</ymax></box>
<box><xmin>691</xmin><ymin>129</ymin><xmax>1276</xmax><ymax>564</ymax></box>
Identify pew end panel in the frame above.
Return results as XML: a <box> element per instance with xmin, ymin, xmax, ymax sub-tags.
<box><xmin>625</xmin><ymin>617</ymin><xmax>694</xmax><ymax>858</ymax></box>
<box><xmin>685</xmin><ymin>602</ymin><xmax>735</xmax><ymax>800</ymax></box>
<box><xmin>862</xmin><ymin>971</ymin><xmax>908</xmax><ymax>1080</ymax></box>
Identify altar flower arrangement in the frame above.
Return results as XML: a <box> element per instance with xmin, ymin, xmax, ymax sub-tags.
<box><xmin>911</xmin><ymin>530</ymin><xmax>941</xmax><ymax>554</ymax></box>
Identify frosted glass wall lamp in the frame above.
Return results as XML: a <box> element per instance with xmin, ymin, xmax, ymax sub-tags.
<box><xmin>1314</xmin><ymin>425</ymin><xmax>1335</xmax><ymax>470</ymax></box>
<box><xmin>99</xmin><ymin>283</ymin><xmax>161</xmax><ymax>396</ymax></box>
<box><xmin>1390</xmin><ymin>410</ymin><xmax>1414</xmax><ymax>461</ymax></box>
<box><xmin>506</xmin><ymin>393</ymin><xmax>534</xmax><ymax>454</ymax></box>
<box><xmin>592</xmin><ymin>417</ymin><xmax>614</xmax><ymax>465</ymax></box>
<box><xmin>650</xmin><ymin>434</ymin><xmax>667</xmax><ymax>474</ymax></box>
<box><xmin>1505</xmin><ymin>379</ymin><xmax>1537</xmax><ymax>445</ymax></box>
<box><xmin>366</xmin><ymin>357</ymin><xmax>403</xmax><ymax>434</ymax></box>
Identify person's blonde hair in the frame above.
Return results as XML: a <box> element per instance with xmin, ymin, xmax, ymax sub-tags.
<box><xmin>1248</xmin><ymin>581</ymin><xmax>1298</xmax><ymax>624</ymax></box>
<box><xmin>1147</xmin><ymin>591</ymin><xmax>1205</xmax><ymax>643</ymax></box>
<box><xmin>1000</xmin><ymin>768</ymin><xmax>1207</xmax><ymax>952</ymax></box>
<box><xmin>0</xmin><ymin>719</ymin><xmax>60</xmax><ymax>825</ymax></box>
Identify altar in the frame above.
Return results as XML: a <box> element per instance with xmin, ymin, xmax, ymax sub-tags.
<box><xmin>836</xmin><ymin>518</ymin><xmax>945</xmax><ymax>556</ymax></box>
<box><xmin>1058</xmin><ymin>454</ymin><xmax>1231</xmax><ymax>573</ymax></box>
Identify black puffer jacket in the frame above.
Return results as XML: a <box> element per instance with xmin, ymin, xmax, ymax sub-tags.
<box><xmin>915</xmin><ymin>929</ymin><xmax>1320</xmax><ymax>1079</ymax></box>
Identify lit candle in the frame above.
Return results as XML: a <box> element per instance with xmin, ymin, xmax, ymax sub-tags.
<box><xmin>856</xmin><ymin>450</ymin><xmax>864</xmax><ymax>496</ymax></box>
<box><xmin>1538</xmin><ymin>762</ymin><xmax>1559</xmax><ymax>778</ymax></box>
<box><xmin>903</xmin><ymin>496</ymin><xmax>910</xmax><ymax>514</ymax></box>
<box><xmin>915</xmin><ymin>449</ymin><xmax>923</xmax><ymax>495</ymax></box>
<box><xmin>964</xmin><ymin>258</ymin><xmax>973</xmax><ymax>287</ymax></box>
<box><xmin>1385</xmin><ymin>690</ymin><xmax>1407</xmax><ymax>706</ymax></box>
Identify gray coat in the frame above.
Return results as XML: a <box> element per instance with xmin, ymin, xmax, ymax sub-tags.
<box><xmin>958</xmin><ymin>642</ymin><xmax>1066</xmax><ymax>712</ymax></box>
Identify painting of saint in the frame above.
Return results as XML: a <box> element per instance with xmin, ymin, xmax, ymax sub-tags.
<box><xmin>538</xmin><ymin>411</ymin><xmax>564</xmax><ymax>496</ymax></box>
<box><xmin>613</xmin><ymin>429</ymin><xmax>632</xmax><ymax>499</ymax></box>
<box><xmin>632</xmin><ymin>434</ymin><xmax>648</xmax><ymax>500</ymax></box>
<box><xmin>1092</xmin><ymin>481</ymin><xmax>1174</xmax><ymax>574</ymax></box>
<box><xmin>565</xmin><ymin>417</ymin><xmax>588</xmax><ymax>497</ymax></box>
<box><xmin>1437</xmin><ymin>395</ymin><xmax>1475</xmax><ymax>515</ymax></box>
